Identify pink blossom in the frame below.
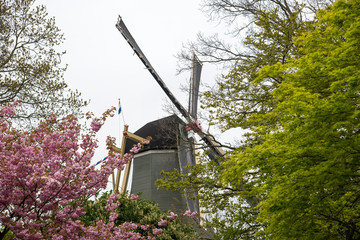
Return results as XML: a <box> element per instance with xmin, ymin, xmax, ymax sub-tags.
<box><xmin>183</xmin><ymin>210</ymin><xmax>198</xmax><ymax>218</ymax></box>
<box><xmin>90</xmin><ymin>118</ymin><xmax>103</xmax><ymax>132</ymax></box>
<box><xmin>130</xmin><ymin>146</ymin><xmax>139</xmax><ymax>154</ymax></box>
<box><xmin>152</xmin><ymin>228</ymin><xmax>163</xmax><ymax>236</ymax></box>
<box><xmin>0</xmin><ymin>105</ymin><xmax>15</xmax><ymax>117</ymax></box>
<box><xmin>158</xmin><ymin>219</ymin><xmax>167</xmax><ymax>227</ymax></box>
<box><xmin>105</xmin><ymin>201</ymin><xmax>120</xmax><ymax>211</ymax></box>
<box><xmin>190</xmin><ymin>212</ymin><xmax>198</xmax><ymax>218</ymax></box>
<box><xmin>107</xmin><ymin>193</ymin><xmax>121</xmax><ymax>203</ymax></box>
<box><xmin>183</xmin><ymin>210</ymin><xmax>192</xmax><ymax>217</ymax></box>
<box><xmin>0</xmin><ymin>104</ymin><xmax>161</xmax><ymax>239</ymax></box>
<box><xmin>0</xmin><ymin>106</ymin><xmax>127</xmax><ymax>238</ymax></box>
<box><xmin>131</xmin><ymin>194</ymin><xmax>139</xmax><ymax>200</ymax></box>
<box><xmin>167</xmin><ymin>211</ymin><xmax>178</xmax><ymax>220</ymax></box>
<box><xmin>141</xmin><ymin>224</ymin><xmax>150</xmax><ymax>231</ymax></box>
<box><xmin>122</xmin><ymin>222</ymin><xmax>138</xmax><ymax>230</ymax></box>
<box><xmin>109</xmin><ymin>212</ymin><xmax>119</xmax><ymax>222</ymax></box>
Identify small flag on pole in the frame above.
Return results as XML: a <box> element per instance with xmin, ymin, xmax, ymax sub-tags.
<box><xmin>118</xmin><ymin>99</ymin><xmax>122</xmax><ymax>114</ymax></box>
<box><xmin>94</xmin><ymin>156</ymin><xmax>108</xmax><ymax>166</ymax></box>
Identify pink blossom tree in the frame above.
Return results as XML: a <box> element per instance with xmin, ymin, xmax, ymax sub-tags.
<box><xmin>0</xmin><ymin>103</ymin><xmax>148</xmax><ymax>239</ymax></box>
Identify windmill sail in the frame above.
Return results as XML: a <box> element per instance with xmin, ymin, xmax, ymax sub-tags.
<box><xmin>189</xmin><ymin>53</ymin><xmax>202</xmax><ymax>119</ymax></box>
<box><xmin>116</xmin><ymin>16</ymin><xmax>224</xmax><ymax>162</ymax></box>
<box><xmin>116</xmin><ymin>17</ymin><xmax>189</xmax><ymax>121</ymax></box>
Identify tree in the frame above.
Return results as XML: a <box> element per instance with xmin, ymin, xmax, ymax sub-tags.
<box><xmin>235</xmin><ymin>0</ymin><xmax>360</xmax><ymax>237</ymax></box>
<box><xmin>0</xmin><ymin>0</ymin><xmax>86</xmax><ymax>127</ymax></box>
<box><xmin>158</xmin><ymin>0</ymin><xmax>360</xmax><ymax>238</ymax></box>
<box><xmin>197</xmin><ymin>0</ymin><xmax>323</xmax><ymax>132</ymax></box>
<box><xmin>0</xmin><ymin>103</ymin><xmax>132</xmax><ymax>238</ymax></box>
<box><xmin>0</xmin><ymin>102</ymin><xmax>115</xmax><ymax>238</ymax></box>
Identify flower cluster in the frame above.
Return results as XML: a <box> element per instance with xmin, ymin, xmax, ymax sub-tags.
<box><xmin>183</xmin><ymin>210</ymin><xmax>198</xmax><ymax>218</ymax></box>
<box><xmin>157</xmin><ymin>219</ymin><xmax>167</xmax><ymax>227</ymax></box>
<box><xmin>131</xmin><ymin>194</ymin><xmax>139</xmax><ymax>200</ymax></box>
<box><xmin>90</xmin><ymin>118</ymin><xmax>103</xmax><ymax>132</ymax></box>
<box><xmin>0</xmin><ymin>104</ymin><xmax>142</xmax><ymax>239</ymax></box>
<box><xmin>167</xmin><ymin>211</ymin><xmax>178</xmax><ymax>220</ymax></box>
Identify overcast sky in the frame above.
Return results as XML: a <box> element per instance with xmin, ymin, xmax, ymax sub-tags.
<box><xmin>37</xmin><ymin>0</ymin><xmax>237</xmax><ymax>189</ymax></box>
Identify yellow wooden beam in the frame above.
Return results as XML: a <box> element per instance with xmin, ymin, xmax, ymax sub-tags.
<box><xmin>125</xmin><ymin>131</ymin><xmax>146</xmax><ymax>143</ymax></box>
<box><xmin>114</xmin><ymin>125</ymin><xmax>128</xmax><ymax>193</ymax></box>
<box><xmin>120</xmin><ymin>131</ymin><xmax>146</xmax><ymax>194</ymax></box>
<box><xmin>111</xmin><ymin>125</ymin><xmax>148</xmax><ymax>194</ymax></box>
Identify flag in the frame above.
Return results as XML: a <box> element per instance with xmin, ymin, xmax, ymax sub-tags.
<box><xmin>94</xmin><ymin>157</ymin><xmax>108</xmax><ymax>166</ymax></box>
<box><xmin>118</xmin><ymin>99</ymin><xmax>122</xmax><ymax>114</ymax></box>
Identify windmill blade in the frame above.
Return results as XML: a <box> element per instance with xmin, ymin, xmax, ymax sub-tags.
<box><xmin>189</xmin><ymin>53</ymin><xmax>202</xmax><ymax>120</ymax></box>
<box><xmin>116</xmin><ymin>16</ymin><xmax>224</xmax><ymax>162</ymax></box>
<box><xmin>116</xmin><ymin>16</ymin><xmax>189</xmax><ymax>121</ymax></box>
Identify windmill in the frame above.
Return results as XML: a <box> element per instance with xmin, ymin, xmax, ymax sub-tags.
<box><xmin>113</xmin><ymin>16</ymin><xmax>225</xmax><ymax>218</ymax></box>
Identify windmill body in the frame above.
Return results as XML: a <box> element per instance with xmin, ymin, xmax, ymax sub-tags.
<box><xmin>124</xmin><ymin>115</ymin><xmax>198</xmax><ymax>213</ymax></box>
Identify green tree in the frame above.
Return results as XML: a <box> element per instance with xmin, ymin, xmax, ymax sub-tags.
<box><xmin>81</xmin><ymin>191</ymin><xmax>201</xmax><ymax>240</ymax></box>
<box><xmin>0</xmin><ymin>0</ymin><xmax>86</xmax><ymax>127</ymax></box>
<box><xmin>199</xmin><ymin>0</ymin><xmax>316</xmax><ymax>131</ymax></box>
<box><xmin>236</xmin><ymin>0</ymin><xmax>360</xmax><ymax>237</ymax></box>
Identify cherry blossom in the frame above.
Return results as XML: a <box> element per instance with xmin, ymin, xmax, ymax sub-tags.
<box><xmin>152</xmin><ymin>228</ymin><xmax>163</xmax><ymax>235</ymax></box>
<box><xmin>183</xmin><ymin>210</ymin><xmax>198</xmax><ymax>218</ymax></box>
<box><xmin>131</xmin><ymin>194</ymin><xmax>139</xmax><ymax>201</ymax></box>
<box><xmin>167</xmin><ymin>212</ymin><xmax>178</xmax><ymax>220</ymax></box>
<box><xmin>0</xmin><ymin>104</ymin><xmax>150</xmax><ymax>239</ymax></box>
<box><xmin>158</xmin><ymin>219</ymin><xmax>168</xmax><ymax>227</ymax></box>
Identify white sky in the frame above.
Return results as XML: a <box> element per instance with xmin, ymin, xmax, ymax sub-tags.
<box><xmin>38</xmin><ymin>0</ymin><xmax>240</xmax><ymax>189</ymax></box>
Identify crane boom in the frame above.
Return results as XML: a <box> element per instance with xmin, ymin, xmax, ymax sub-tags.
<box><xmin>115</xmin><ymin>16</ymin><xmax>224</xmax><ymax>161</ymax></box>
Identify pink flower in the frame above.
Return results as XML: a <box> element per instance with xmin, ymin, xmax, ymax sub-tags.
<box><xmin>90</xmin><ymin>118</ymin><xmax>103</xmax><ymax>132</ymax></box>
<box><xmin>157</xmin><ymin>219</ymin><xmax>167</xmax><ymax>227</ymax></box>
<box><xmin>183</xmin><ymin>210</ymin><xmax>198</xmax><ymax>218</ymax></box>
<box><xmin>109</xmin><ymin>212</ymin><xmax>118</xmax><ymax>222</ymax></box>
<box><xmin>122</xmin><ymin>222</ymin><xmax>138</xmax><ymax>230</ymax></box>
<box><xmin>141</xmin><ymin>224</ymin><xmax>150</xmax><ymax>231</ymax></box>
<box><xmin>190</xmin><ymin>212</ymin><xmax>198</xmax><ymax>218</ymax></box>
<box><xmin>183</xmin><ymin>210</ymin><xmax>192</xmax><ymax>217</ymax></box>
<box><xmin>130</xmin><ymin>194</ymin><xmax>139</xmax><ymax>200</ymax></box>
<box><xmin>129</xmin><ymin>146</ymin><xmax>139</xmax><ymax>154</ymax></box>
<box><xmin>0</xmin><ymin>105</ymin><xmax>15</xmax><ymax>117</ymax></box>
<box><xmin>167</xmin><ymin>211</ymin><xmax>178</xmax><ymax>220</ymax></box>
<box><xmin>152</xmin><ymin>228</ymin><xmax>163</xmax><ymax>236</ymax></box>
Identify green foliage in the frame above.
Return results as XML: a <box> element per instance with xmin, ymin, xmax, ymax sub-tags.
<box><xmin>157</xmin><ymin>155</ymin><xmax>262</xmax><ymax>239</ymax></box>
<box><xmin>81</xmin><ymin>191</ymin><xmax>200</xmax><ymax>240</ymax></box>
<box><xmin>161</xmin><ymin>0</ymin><xmax>360</xmax><ymax>238</ymax></box>
<box><xmin>243</xmin><ymin>0</ymin><xmax>360</xmax><ymax>237</ymax></box>
<box><xmin>0</xmin><ymin>0</ymin><xmax>86</xmax><ymax>127</ymax></box>
<box><xmin>0</xmin><ymin>226</ymin><xmax>13</xmax><ymax>240</ymax></box>
<box><xmin>201</xmin><ymin>0</ymin><xmax>315</xmax><ymax>132</ymax></box>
